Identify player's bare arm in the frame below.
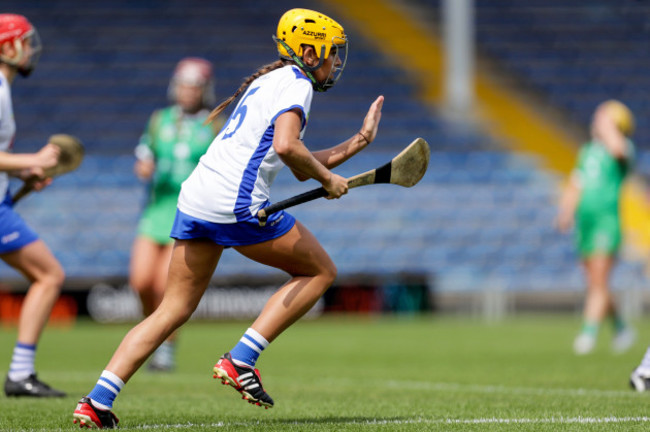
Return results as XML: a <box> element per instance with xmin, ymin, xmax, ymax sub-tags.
<box><xmin>555</xmin><ymin>174</ymin><xmax>581</xmax><ymax>233</ymax></box>
<box><xmin>273</xmin><ymin>108</ymin><xmax>348</xmax><ymax>199</ymax></box>
<box><xmin>0</xmin><ymin>143</ymin><xmax>59</xmax><ymax>174</ymax></box>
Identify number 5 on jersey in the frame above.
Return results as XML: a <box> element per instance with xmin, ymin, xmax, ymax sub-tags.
<box><xmin>221</xmin><ymin>87</ymin><xmax>260</xmax><ymax>139</ymax></box>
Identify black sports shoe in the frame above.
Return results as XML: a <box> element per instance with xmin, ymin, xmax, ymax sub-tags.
<box><xmin>4</xmin><ymin>374</ymin><xmax>66</xmax><ymax>397</ymax></box>
<box><xmin>73</xmin><ymin>396</ymin><xmax>119</xmax><ymax>429</ymax></box>
<box><xmin>630</xmin><ymin>370</ymin><xmax>650</xmax><ymax>392</ymax></box>
<box><xmin>213</xmin><ymin>352</ymin><xmax>274</xmax><ymax>408</ymax></box>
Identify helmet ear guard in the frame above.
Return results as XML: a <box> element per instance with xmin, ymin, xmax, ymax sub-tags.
<box><xmin>273</xmin><ymin>35</ymin><xmax>326</xmax><ymax>73</ymax></box>
<box><xmin>272</xmin><ymin>35</ymin><xmax>323</xmax><ymax>91</ymax></box>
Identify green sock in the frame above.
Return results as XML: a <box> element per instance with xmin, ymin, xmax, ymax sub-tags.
<box><xmin>581</xmin><ymin>322</ymin><xmax>599</xmax><ymax>337</ymax></box>
<box><xmin>611</xmin><ymin>315</ymin><xmax>627</xmax><ymax>333</ymax></box>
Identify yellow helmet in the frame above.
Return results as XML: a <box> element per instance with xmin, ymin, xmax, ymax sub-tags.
<box><xmin>273</xmin><ymin>8</ymin><xmax>348</xmax><ymax>91</ymax></box>
<box><xmin>602</xmin><ymin>99</ymin><xmax>635</xmax><ymax>137</ymax></box>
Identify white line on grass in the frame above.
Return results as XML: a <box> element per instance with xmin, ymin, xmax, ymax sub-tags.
<box><xmin>23</xmin><ymin>416</ymin><xmax>650</xmax><ymax>431</ymax></box>
<box><xmin>121</xmin><ymin>416</ymin><xmax>650</xmax><ymax>429</ymax></box>
<box><xmin>63</xmin><ymin>416</ymin><xmax>650</xmax><ymax>430</ymax></box>
<box><xmin>381</xmin><ymin>379</ymin><xmax>641</xmax><ymax>398</ymax></box>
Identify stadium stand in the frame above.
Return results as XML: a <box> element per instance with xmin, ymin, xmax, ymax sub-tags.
<box><xmin>472</xmin><ymin>0</ymin><xmax>649</xmax><ymax>151</ymax></box>
<box><xmin>1</xmin><ymin>1</ymin><xmax>646</xmax><ymax>301</ymax></box>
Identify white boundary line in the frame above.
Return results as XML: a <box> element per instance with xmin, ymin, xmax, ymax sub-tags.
<box><xmin>18</xmin><ymin>415</ymin><xmax>650</xmax><ymax>431</ymax></box>
<box><xmin>79</xmin><ymin>416</ymin><xmax>650</xmax><ymax>429</ymax></box>
<box><xmin>32</xmin><ymin>416</ymin><xmax>650</xmax><ymax>431</ymax></box>
<box><xmin>381</xmin><ymin>379</ymin><xmax>643</xmax><ymax>398</ymax></box>
<box><xmin>29</xmin><ymin>378</ymin><xmax>647</xmax><ymax>431</ymax></box>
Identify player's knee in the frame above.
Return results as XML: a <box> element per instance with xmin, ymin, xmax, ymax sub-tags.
<box><xmin>158</xmin><ymin>299</ymin><xmax>196</xmax><ymax>327</ymax></box>
<box><xmin>43</xmin><ymin>263</ymin><xmax>65</xmax><ymax>290</ymax></box>
<box><xmin>129</xmin><ymin>276</ymin><xmax>149</xmax><ymax>295</ymax></box>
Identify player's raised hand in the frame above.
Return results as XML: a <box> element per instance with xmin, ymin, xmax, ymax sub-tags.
<box><xmin>359</xmin><ymin>95</ymin><xmax>384</xmax><ymax>144</ymax></box>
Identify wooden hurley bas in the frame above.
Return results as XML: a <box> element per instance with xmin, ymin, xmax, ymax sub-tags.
<box><xmin>12</xmin><ymin>134</ymin><xmax>84</xmax><ymax>204</ymax></box>
<box><xmin>257</xmin><ymin>137</ymin><xmax>430</xmax><ymax>227</ymax></box>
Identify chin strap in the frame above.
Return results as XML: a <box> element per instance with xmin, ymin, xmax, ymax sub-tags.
<box><xmin>272</xmin><ymin>36</ymin><xmax>328</xmax><ymax>92</ymax></box>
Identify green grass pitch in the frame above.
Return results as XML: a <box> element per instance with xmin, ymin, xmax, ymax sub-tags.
<box><xmin>1</xmin><ymin>314</ymin><xmax>649</xmax><ymax>431</ymax></box>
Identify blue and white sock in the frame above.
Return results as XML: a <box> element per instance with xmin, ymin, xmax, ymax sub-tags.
<box><xmin>229</xmin><ymin>328</ymin><xmax>269</xmax><ymax>368</ymax></box>
<box><xmin>8</xmin><ymin>342</ymin><xmax>36</xmax><ymax>381</ymax></box>
<box><xmin>87</xmin><ymin>370</ymin><xmax>125</xmax><ymax>410</ymax></box>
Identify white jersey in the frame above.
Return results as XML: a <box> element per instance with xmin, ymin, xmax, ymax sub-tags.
<box><xmin>178</xmin><ymin>65</ymin><xmax>313</xmax><ymax>223</ymax></box>
<box><xmin>0</xmin><ymin>71</ymin><xmax>16</xmax><ymax>199</ymax></box>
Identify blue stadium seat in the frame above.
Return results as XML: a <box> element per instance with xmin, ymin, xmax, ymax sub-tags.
<box><xmin>2</xmin><ymin>0</ymin><xmax>643</xmax><ymax>295</ymax></box>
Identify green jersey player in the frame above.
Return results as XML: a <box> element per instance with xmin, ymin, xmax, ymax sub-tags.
<box><xmin>556</xmin><ymin>99</ymin><xmax>636</xmax><ymax>355</ymax></box>
<box><xmin>135</xmin><ymin>104</ymin><xmax>216</xmax><ymax>243</ymax></box>
<box><xmin>575</xmin><ymin>137</ymin><xmax>632</xmax><ymax>256</ymax></box>
<box><xmin>129</xmin><ymin>57</ymin><xmax>222</xmax><ymax>371</ymax></box>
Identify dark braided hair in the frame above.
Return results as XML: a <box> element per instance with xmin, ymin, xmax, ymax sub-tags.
<box><xmin>206</xmin><ymin>60</ymin><xmax>288</xmax><ymax>124</ymax></box>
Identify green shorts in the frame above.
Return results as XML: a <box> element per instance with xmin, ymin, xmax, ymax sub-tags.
<box><xmin>137</xmin><ymin>200</ymin><xmax>177</xmax><ymax>245</ymax></box>
<box><xmin>575</xmin><ymin>212</ymin><xmax>621</xmax><ymax>257</ymax></box>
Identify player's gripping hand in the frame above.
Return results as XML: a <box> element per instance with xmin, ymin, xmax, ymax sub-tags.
<box><xmin>323</xmin><ymin>172</ymin><xmax>348</xmax><ymax>199</ymax></box>
<box><xmin>35</xmin><ymin>142</ymin><xmax>61</xmax><ymax>170</ymax></box>
<box><xmin>553</xmin><ymin>211</ymin><xmax>573</xmax><ymax>234</ymax></box>
<box><xmin>134</xmin><ymin>159</ymin><xmax>155</xmax><ymax>180</ymax></box>
<box><xmin>16</xmin><ymin>166</ymin><xmax>53</xmax><ymax>191</ymax></box>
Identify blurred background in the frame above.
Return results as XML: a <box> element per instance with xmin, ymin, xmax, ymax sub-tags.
<box><xmin>1</xmin><ymin>0</ymin><xmax>650</xmax><ymax>322</ymax></box>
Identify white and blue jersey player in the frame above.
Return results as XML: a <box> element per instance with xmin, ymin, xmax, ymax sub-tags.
<box><xmin>173</xmin><ymin>63</ymin><xmax>314</xmax><ymax>243</ymax></box>
<box><xmin>0</xmin><ymin>14</ymin><xmax>67</xmax><ymax>398</ymax></box>
<box><xmin>0</xmin><ymin>68</ymin><xmax>41</xmax><ymax>253</ymax></box>
<box><xmin>74</xmin><ymin>8</ymin><xmax>385</xmax><ymax>426</ymax></box>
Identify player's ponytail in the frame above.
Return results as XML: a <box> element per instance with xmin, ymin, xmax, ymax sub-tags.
<box><xmin>206</xmin><ymin>60</ymin><xmax>286</xmax><ymax>125</ymax></box>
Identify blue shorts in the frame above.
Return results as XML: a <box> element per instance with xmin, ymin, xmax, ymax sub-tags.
<box><xmin>170</xmin><ymin>209</ymin><xmax>296</xmax><ymax>247</ymax></box>
<box><xmin>0</xmin><ymin>193</ymin><xmax>39</xmax><ymax>254</ymax></box>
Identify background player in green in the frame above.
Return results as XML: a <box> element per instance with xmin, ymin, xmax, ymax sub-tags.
<box><xmin>130</xmin><ymin>57</ymin><xmax>224</xmax><ymax>370</ymax></box>
<box><xmin>556</xmin><ymin>99</ymin><xmax>636</xmax><ymax>355</ymax></box>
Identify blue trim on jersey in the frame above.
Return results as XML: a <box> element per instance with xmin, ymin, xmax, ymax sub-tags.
<box><xmin>291</xmin><ymin>65</ymin><xmax>311</xmax><ymax>83</ymax></box>
<box><xmin>170</xmin><ymin>208</ymin><xmax>295</xmax><ymax>247</ymax></box>
<box><xmin>0</xmin><ymin>192</ymin><xmax>39</xmax><ymax>254</ymax></box>
<box><xmin>232</xmin><ymin>101</ymin><xmax>307</xmax><ymax>222</ymax></box>
<box><xmin>233</xmin><ymin>124</ymin><xmax>275</xmax><ymax>222</ymax></box>
<box><xmin>271</xmin><ymin>104</ymin><xmax>307</xmax><ymax>130</ymax></box>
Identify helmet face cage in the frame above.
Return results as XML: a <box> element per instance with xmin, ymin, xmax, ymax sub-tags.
<box><xmin>323</xmin><ymin>37</ymin><xmax>348</xmax><ymax>90</ymax></box>
<box><xmin>18</xmin><ymin>28</ymin><xmax>42</xmax><ymax>76</ymax></box>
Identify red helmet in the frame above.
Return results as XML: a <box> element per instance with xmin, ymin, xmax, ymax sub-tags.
<box><xmin>167</xmin><ymin>57</ymin><xmax>216</xmax><ymax>107</ymax></box>
<box><xmin>0</xmin><ymin>14</ymin><xmax>42</xmax><ymax>76</ymax></box>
